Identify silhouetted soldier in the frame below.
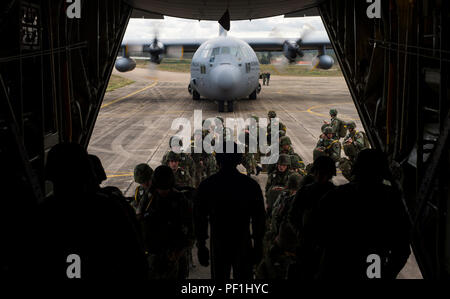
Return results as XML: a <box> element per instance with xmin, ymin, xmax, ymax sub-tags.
<box><xmin>194</xmin><ymin>141</ymin><xmax>266</xmax><ymax>280</ymax></box>
<box><xmin>132</xmin><ymin>163</ymin><xmax>154</xmax><ymax>217</ymax></box>
<box><xmin>314</xmin><ymin>149</ymin><xmax>411</xmax><ymax>279</ymax></box>
<box><xmin>256</xmin><ymin>174</ymin><xmax>302</xmax><ymax>279</ymax></box>
<box><xmin>89</xmin><ymin>154</ymin><xmax>147</xmax><ymax>261</ymax></box>
<box><xmin>33</xmin><ymin>143</ymin><xmax>148</xmax><ymax>279</ymax></box>
<box><xmin>142</xmin><ymin>165</ymin><xmax>194</xmax><ymax>279</ymax></box>
<box><xmin>287</xmin><ymin>156</ymin><xmax>336</xmax><ymax>279</ymax></box>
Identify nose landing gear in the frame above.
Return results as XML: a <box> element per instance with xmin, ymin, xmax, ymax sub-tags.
<box><xmin>217</xmin><ymin>100</ymin><xmax>234</xmax><ymax>112</ymax></box>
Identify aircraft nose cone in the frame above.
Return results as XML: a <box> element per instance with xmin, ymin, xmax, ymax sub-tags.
<box><xmin>214</xmin><ymin>65</ymin><xmax>238</xmax><ymax>91</ymax></box>
<box><xmin>217</xmin><ymin>69</ymin><xmax>234</xmax><ymax>90</ymax></box>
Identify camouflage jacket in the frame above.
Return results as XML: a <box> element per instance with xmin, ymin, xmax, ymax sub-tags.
<box><xmin>132</xmin><ymin>185</ymin><xmax>151</xmax><ymax>216</ymax></box>
<box><xmin>343</xmin><ymin>131</ymin><xmax>366</xmax><ymax>151</ymax></box>
<box><xmin>173</xmin><ymin>167</ymin><xmax>193</xmax><ymax>188</ymax></box>
<box><xmin>266</xmin><ymin>170</ymin><xmax>292</xmax><ymax>193</ymax></box>
<box><xmin>162</xmin><ymin>152</ymin><xmax>195</xmax><ymax>178</ymax></box>
<box><xmin>316</xmin><ymin>138</ymin><xmax>341</xmax><ymax>157</ymax></box>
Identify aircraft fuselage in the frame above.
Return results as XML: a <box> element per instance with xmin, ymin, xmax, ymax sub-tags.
<box><xmin>189</xmin><ymin>36</ymin><xmax>260</xmax><ymax>105</ymax></box>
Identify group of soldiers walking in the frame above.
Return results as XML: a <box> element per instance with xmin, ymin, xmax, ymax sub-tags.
<box><xmin>31</xmin><ymin>108</ymin><xmax>410</xmax><ymax>281</ymax></box>
<box><xmin>260</xmin><ymin>72</ymin><xmax>271</xmax><ymax>86</ymax></box>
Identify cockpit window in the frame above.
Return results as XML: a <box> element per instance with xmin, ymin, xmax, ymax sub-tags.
<box><xmin>221</xmin><ymin>47</ymin><xmax>230</xmax><ymax>54</ymax></box>
<box><xmin>212</xmin><ymin>47</ymin><xmax>220</xmax><ymax>56</ymax></box>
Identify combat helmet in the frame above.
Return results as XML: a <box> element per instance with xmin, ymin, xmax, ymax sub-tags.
<box><xmin>268</xmin><ymin>111</ymin><xmax>277</xmax><ymax>119</ymax></box>
<box><xmin>134</xmin><ymin>163</ymin><xmax>153</xmax><ymax>184</ymax></box>
<box><xmin>346</xmin><ymin>121</ymin><xmax>356</xmax><ymax>130</ymax></box>
<box><xmin>280</xmin><ymin>136</ymin><xmax>292</xmax><ymax>146</ymax></box>
<box><xmin>329</xmin><ymin>109</ymin><xmax>338</xmax><ymax>117</ymax></box>
<box><xmin>279</xmin><ymin>130</ymin><xmax>286</xmax><ymax>137</ymax></box>
<box><xmin>277</xmin><ymin>154</ymin><xmax>291</xmax><ymax>166</ymax></box>
<box><xmin>323</xmin><ymin>126</ymin><xmax>334</xmax><ymax>135</ymax></box>
<box><xmin>167</xmin><ymin>151</ymin><xmax>180</xmax><ymax>162</ymax></box>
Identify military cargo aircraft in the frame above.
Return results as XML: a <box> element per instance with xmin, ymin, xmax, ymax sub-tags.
<box><xmin>115</xmin><ymin>25</ymin><xmax>332</xmax><ymax>112</ymax></box>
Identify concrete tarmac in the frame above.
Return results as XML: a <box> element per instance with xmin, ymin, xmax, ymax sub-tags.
<box><xmin>88</xmin><ymin>68</ymin><xmax>422</xmax><ymax>279</ymax></box>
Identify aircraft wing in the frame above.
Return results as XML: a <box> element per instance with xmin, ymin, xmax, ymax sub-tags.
<box><xmin>244</xmin><ymin>30</ymin><xmax>331</xmax><ymax>52</ymax></box>
<box><xmin>122</xmin><ymin>37</ymin><xmax>207</xmax><ymax>52</ymax></box>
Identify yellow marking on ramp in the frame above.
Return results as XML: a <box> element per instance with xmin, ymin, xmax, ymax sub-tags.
<box><xmin>101</xmin><ymin>80</ymin><xmax>158</xmax><ymax>109</ymax></box>
<box><xmin>107</xmin><ymin>173</ymin><xmax>133</xmax><ymax>178</ymax></box>
<box><xmin>306</xmin><ymin>102</ymin><xmax>358</xmax><ymax>120</ymax></box>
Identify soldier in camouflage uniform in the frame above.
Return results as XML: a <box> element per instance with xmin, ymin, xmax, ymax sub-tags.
<box><xmin>257</xmin><ymin>174</ymin><xmax>302</xmax><ymax>279</ymax></box>
<box><xmin>339</xmin><ymin>121</ymin><xmax>370</xmax><ymax>181</ymax></box>
<box><xmin>267</xmin><ymin>111</ymin><xmax>287</xmax><ymax>145</ymax></box>
<box><xmin>141</xmin><ymin>165</ymin><xmax>194</xmax><ymax>279</ymax></box>
<box><xmin>268</xmin><ymin>136</ymin><xmax>305</xmax><ymax>174</ymax></box>
<box><xmin>191</xmin><ymin>130</ymin><xmax>207</xmax><ymax>188</ymax></box>
<box><xmin>238</xmin><ymin>129</ymin><xmax>258</xmax><ymax>177</ymax></box>
<box><xmin>323</xmin><ymin>109</ymin><xmax>347</xmax><ymax>139</ymax></box>
<box><xmin>265</xmin><ymin>154</ymin><xmax>292</xmax><ymax>216</ymax></box>
<box><xmin>313</xmin><ymin>126</ymin><xmax>342</xmax><ymax>163</ymax></box>
<box><xmin>132</xmin><ymin>163</ymin><xmax>153</xmax><ymax>218</ymax></box>
<box><xmin>167</xmin><ymin>151</ymin><xmax>193</xmax><ymax>188</ymax></box>
<box><xmin>162</xmin><ymin>136</ymin><xmax>195</xmax><ymax>179</ymax></box>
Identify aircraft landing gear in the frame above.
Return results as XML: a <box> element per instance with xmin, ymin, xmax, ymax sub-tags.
<box><xmin>227</xmin><ymin>100</ymin><xmax>234</xmax><ymax>112</ymax></box>
<box><xmin>249</xmin><ymin>89</ymin><xmax>257</xmax><ymax>100</ymax></box>
<box><xmin>193</xmin><ymin>90</ymin><xmax>200</xmax><ymax>101</ymax></box>
<box><xmin>218</xmin><ymin>101</ymin><xmax>225</xmax><ymax>112</ymax></box>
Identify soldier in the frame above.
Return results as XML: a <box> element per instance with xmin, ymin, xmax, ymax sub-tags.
<box><xmin>167</xmin><ymin>151</ymin><xmax>193</xmax><ymax>188</ymax></box>
<box><xmin>248</xmin><ymin>115</ymin><xmax>263</xmax><ymax>175</ymax></box>
<box><xmin>141</xmin><ymin>165</ymin><xmax>194</xmax><ymax>279</ymax></box>
<box><xmin>132</xmin><ymin>163</ymin><xmax>153</xmax><ymax>217</ymax></box>
<box><xmin>194</xmin><ymin>141</ymin><xmax>266</xmax><ymax>280</ymax></box>
<box><xmin>287</xmin><ymin>156</ymin><xmax>336</xmax><ymax>280</ymax></box>
<box><xmin>33</xmin><ymin>143</ymin><xmax>148</xmax><ymax>279</ymax></box>
<box><xmin>323</xmin><ymin>109</ymin><xmax>347</xmax><ymax>139</ymax></box>
<box><xmin>267</xmin><ymin>111</ymin><xmax>287</xmax><ymax>145</ymax></box>
<box><xmin>162</xmin><ymin>136</ymin><xmax>194</xmax><ymax>179</ymax></box>
<box><xmin>268</xmin><ymin>136</ymin><xmax>305</xmax><ymax>174</ymax></box>
<box><xmin>262</xmin><ymin>72</ymin><xmax>267</xmax><ymax>85</ymax></box>
<box><xmin>238</xmin><ymin>129</ymin><xmax>258</xmax><ymax>177</ymax></box>
<box><xmin>313</xmin><ymin>126</ymin><xmax>341</xmax><ymax>163</ymax></box>
<box><xmin>339</xmin><ymin>121</ymin><xmax>370</xmax><ymax>181</ymax></box>
<box><xmin>314</xmin><ymin>150</ymin><xmax>411</xmax><ymax>279</ymax></box>
<box><xmin>266</xmin><ymin>72</ymin><xmax>271</xmax><ymax>86</ymax></box>
<box><xmin>191</xmin><ymin>129</ymin><xmax>207</xmax><ymax>188</ymax></box>
<box><xmin>257</xmin><ymin>174</ymin><xmax>302</xmax><ymax>279</ymax></box>
<box><xmin>265</xmin><ymin>154</ymin><xmax>292</xmax><ymax>215</ymax></box>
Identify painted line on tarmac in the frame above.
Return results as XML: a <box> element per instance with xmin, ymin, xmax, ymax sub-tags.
<box><xmin>306</xmin><ymin>102</ymin><xmax>357</xmax><ymax>120</ymax></box>
<box><xmin>101</xmin><ymin>80</ymin><xmax>158</xmax><ymax>109</ymax></box>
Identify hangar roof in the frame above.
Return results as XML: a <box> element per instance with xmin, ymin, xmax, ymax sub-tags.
<box><xmin>126</xmin><ymin>0</ymin><xmax>320</xmax><ymax>20</ymax></box>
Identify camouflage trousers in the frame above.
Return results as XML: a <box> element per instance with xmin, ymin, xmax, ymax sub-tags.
<box><xmin>338</xmin><ymin>157</ymin><xmax>354</xmax><ymax>182</ymax></box>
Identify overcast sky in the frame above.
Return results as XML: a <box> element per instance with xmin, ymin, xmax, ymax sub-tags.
<box><xmin>124</xmin><ymin>15</ymin><xmax>326</xmax><ymax>40</ymax></box>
